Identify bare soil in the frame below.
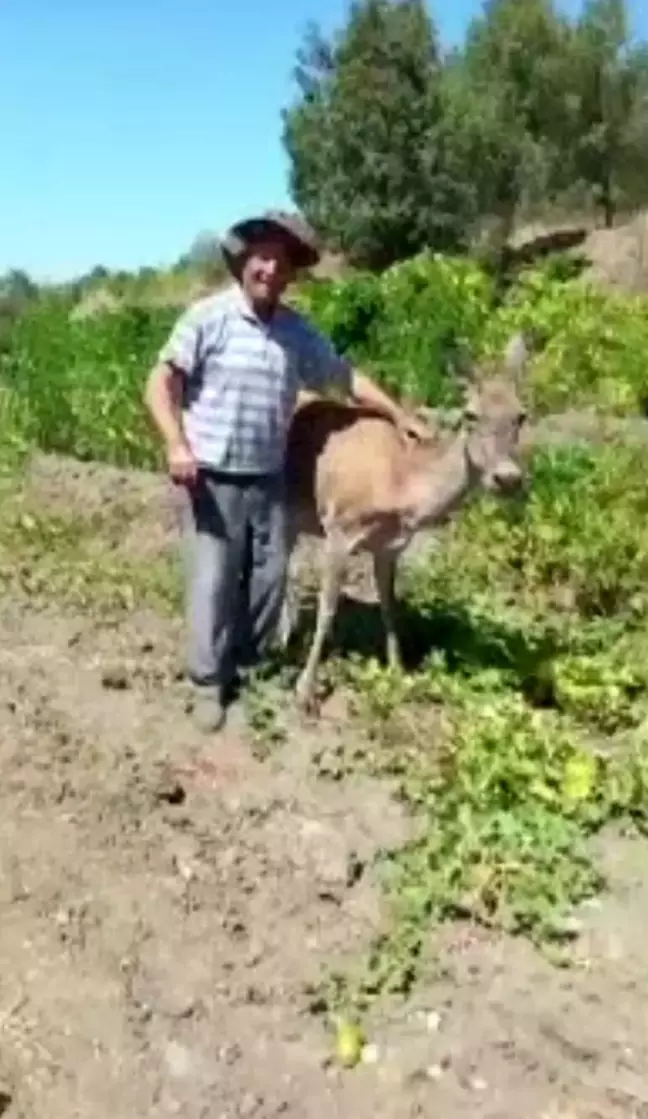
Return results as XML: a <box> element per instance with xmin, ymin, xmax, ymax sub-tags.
<box><xmin>1</xmin><ymin>444</ymin><xmax>648</xmax><ymax>1119</ymax></box>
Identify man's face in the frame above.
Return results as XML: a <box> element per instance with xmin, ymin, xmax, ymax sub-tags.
<box><xmin>240</xmin><ymin>237</ymin><xmax>296</xmax><ymax>309</ymax></box>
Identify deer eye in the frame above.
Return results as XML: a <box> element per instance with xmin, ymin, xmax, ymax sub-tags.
<box><xmin>463</xmin><ymin>408</ymin><xmax>479</xmax><ymax>425</ymax></box>
<box><xmin>517</xmin><ymin>410</ymin><xmax>528</xmax><ymax>427</ymax></box>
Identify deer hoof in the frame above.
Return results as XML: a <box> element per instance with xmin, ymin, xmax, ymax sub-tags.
<box><xmin>278</xmin><ymin>594</ymin><xmax>298</xmax><ymax>650</ymax></box>
<box><xmin>277</xmin><ymin>615</ymin><xmax>294</xmax><ymax>651</ymax></box>
<box><xmin>295</xmin><ymin>678</ymin><xmax>320</xmax><ymax>718</ymax></box>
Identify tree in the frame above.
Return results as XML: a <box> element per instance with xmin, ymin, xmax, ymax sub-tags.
<box><xmin>175</xmin><ymin>232</ymin><xmax>223</xmax><ymax>276</ymax></box>
<box><xmin>0</xmin><ymin>270</ymin><xmax>38</xmax><ymax>330</ymax></box>
<box><xmin>0</xmin><ymin>270</ymin><xmax>39</xmax><ymax>349</ymax></box>
<box><xmin>86</xmin><ymin>264</ymin><xmax>110</xmax><ymax>285</ymax></box>
<box><xmin>459</xmin><ymin>0</ymin><xmax>573</xmax><ymax>241</ymax></box>
<box><xmin>0</xmin><ymin>269</ymin><xmax>37</xmax><ymax>303</ymax></box>
<box><xmin>282</xmin><ymin>0</ymin><xmax>475</xmax><ymax>270</ymax></box>
<box><xmin>567</xmin><ymin>0</ymin><xmax>648</xmax><ymax>226</ymax></box>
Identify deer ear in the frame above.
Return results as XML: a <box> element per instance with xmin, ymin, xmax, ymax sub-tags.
<box><xmin>502</xmin><ymin>331</ymin><xmax>529</xmax><ymax>382</ymax></box>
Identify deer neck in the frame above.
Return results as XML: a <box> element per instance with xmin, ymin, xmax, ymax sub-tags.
<box><xmin>401</xmin><ymin>431</ymin><xmax>477</xmax><ymax>532</ymax></box>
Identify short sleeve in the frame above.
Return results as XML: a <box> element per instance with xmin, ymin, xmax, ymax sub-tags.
<box><xmin>297</xmin><ymin>321</ymin><xmax>352</xmax><ymax>395</ymax></box>
<box><xmin>157</xmin><ymin>303</ymin><xmax>205</xmax><ymax>377</ymax></box>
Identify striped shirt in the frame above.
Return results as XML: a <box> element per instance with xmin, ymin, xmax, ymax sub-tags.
<box><xmin>158</xmin><ymin>283</ymin><xmax>352</xmax><ymax>474</ymax></box>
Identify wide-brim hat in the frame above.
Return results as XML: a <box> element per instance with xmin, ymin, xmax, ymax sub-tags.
<box><xmin>220</xmin><ymin>209</ymin><xmax>321</xmax><ymax>275</ymax></box>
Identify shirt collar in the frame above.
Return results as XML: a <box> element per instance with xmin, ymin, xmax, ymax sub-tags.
<box><xmin>229</xmin><ymin>282</ymin><xmax>290</xmax><ymax>327</ymax></box>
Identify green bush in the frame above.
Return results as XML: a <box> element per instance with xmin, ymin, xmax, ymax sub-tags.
<box><xmin>1</xmin><ymin>300</ymin><xmax>177</xmax><ymax>468</ymax></box>
<box><xmin>3</xmin><ymin>253</ymin><xmax>648</xmax><ymax>469</ymax></box>
<box><xmin>412</xmin><ymin>442</ymin><xmax>648</xmax><ymax>620</ymax></box>
<box><xmin>293</xmin><ymin>271</ymin><xmax>385</xmax><ymax>362</ymax></box>
<box><xmin>297</xmin><ymin>253</ymin><xmax>495</xmax><ymax>405</ymax></box>
<box><xmin>367</xmin><ymin>253</ymin><xmax>495</xmax><ymax>404</ymax></box>
<box><xmin>482</xmin><ymin>265</ymin><xmax>648</xmax><ymax>415</ymax></box>
<box><xmin>299</xmin><ymin>254</ymin><xmax>648</xmax><ymax>415</ymax></box>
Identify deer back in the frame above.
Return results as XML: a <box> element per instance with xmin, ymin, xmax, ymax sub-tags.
<box><xmin>284</xmin><ymin>397</ymin><xmax>419</xmax><ymax>534</ymax></box>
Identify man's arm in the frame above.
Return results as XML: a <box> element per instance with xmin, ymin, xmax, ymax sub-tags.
<box><xmin>144</xmin><ymin>361</ymin><xmax>197</xmax><ymax>482</ymax></box>
<box><xmin>349</xmin><ymin>368</ymin><xmax>407</xmax><ymax>426</ymax></box>
<box><xmin>297</xmin><ymin>319</ymin><xmax>427</xmax><ymax>439</ymax></box>
<box><xmin>144</xmin><ymin>304</ymin><xmax>205</xmax><ymax>482</ymax></box>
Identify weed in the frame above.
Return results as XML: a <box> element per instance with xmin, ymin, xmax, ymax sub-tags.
<box><xmin>242</xmin><ymin>663</ymin><xmax>292</xmax><ymax>759</ymax></box>
<box><xmin>0</xmin><ymin>490</ymin><xmax>180</xmax><ymax>617</ymax></box>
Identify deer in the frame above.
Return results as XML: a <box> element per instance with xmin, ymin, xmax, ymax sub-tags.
<box><xmin>280</xmin><ymin>332</ymin><xmax>530</xmax><ymax>712</ymax></box>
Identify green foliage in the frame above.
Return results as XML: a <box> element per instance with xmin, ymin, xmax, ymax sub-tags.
<box><xmin>551</xmin><ymin>645</ymin><xmax>647</xmax><ymax>732</ymax></box>
<box><xmin>0</xmin><ymin>269</ymin><xmax>38</xmax><ymax>306</ymax></box>
<box><xmin>412</xmin><ymin>442</ymin><xmax>648</xmax><ymax>617</ymax></box>
<box><xmin>283</xmin><ymin>0</ymin><xmax>475</xmax><ymax>269</ymax></box>
<box><xmin>483</xmin><ymin>265</ymin><xmax>648</xmax><ymax>413</ymax></box>
<box><xmin>298</xmin><ymin>254</ymin><xmax>648</xmax><ymax>412</ymax></box>
<box><xmin>368</xmin><ymin>253</ymin><xmax>495</xmax><ymax>401</ymax></box>
<box><xmin>283</xmin><ymin>0</ymin><xmax>648</xmax><ymax>265</ymax></box>
<box><xmin>4</xmin><ymin>254</ymin><xmax>648</xmax><ymax>473</ymax></box>
<box><xmin>295</xmin><ymin>253</ymin><xmax>495</xmax><ymax>403</ymax></box>
<box><xmin>1</xmin><ymin>299</ymin><xmax>178</xmax><ymax>469</ymax></box>
<box><xmin>294</xmin><ymin>271</ymin><xmax>385</xmax><ymax>362</ymax></box>
<box><xmin>461</xmin><ymin>0</ymin><xmax>574</xmax><ymax>228</ymax></box>
<box><xmin>566</xmin><ymin>0</ymin><xmax>648</xmax><ymax>225</ymax></box>
<box><xmin>0</xmin><ymin>268</ymin><xmax>41</xmax><ymax>354</ymax></box>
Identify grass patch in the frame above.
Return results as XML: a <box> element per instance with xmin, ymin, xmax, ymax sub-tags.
<box><xmin>0</xmin><ymin>482</ymin><xmax>181</xmax><ymax>616</ymax></box>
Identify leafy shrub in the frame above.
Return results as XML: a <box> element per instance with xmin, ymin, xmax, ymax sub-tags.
<box><xmin>408</xmin><ymin>443</ymin><xmax>648</xmax><ymax>620</ymax></box>
<box><xmin>482</xmin><ymin>265</ymin><xmax>648</xmax><ymax>415</ymax></box>
<box><xmin>299</xmin><ymin>254</ymin><xmax>648</xmax><ymax>416</ymax></box>
<box><xmin>551</xmin><ymin>644</ymin><xmax>648</xmax><ymax>733</ymax></box>
<box><xmin>4</xmin><ymin>252</ymin><xmax>648</xmax><ymax>472</ymax></box>
<box><xmin>2</xmin><ymin>300</ymin><xmax>177</xmax><ymax>468</ymax></box>
<box><xmin>367</xmin><ymin>253</ymin><xmax>495</xmax><ymax>404</ymax></box>
<box><xmin>293</xmin><ymin>271</ymin><xmax>385</xmax><ymax>362</ymax></box>
<box><xmin>297</xmin><ymin>253</ymin><xmax>495</xmax><ymax>405</ymax></box>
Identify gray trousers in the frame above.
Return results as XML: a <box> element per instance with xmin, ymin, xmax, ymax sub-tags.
<box><xmin>177</xmin><ymin>470</ymin><xmax>288</xmax><ymax>690</ymax></box>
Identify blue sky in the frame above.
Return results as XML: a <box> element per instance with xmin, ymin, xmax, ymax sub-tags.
<box><xmin>1</xmin><ymin>0</ymin><xmax>645</xmax><ymax>282</ymax></box>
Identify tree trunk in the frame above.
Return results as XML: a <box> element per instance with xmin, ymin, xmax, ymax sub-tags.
<box><xmin>601</xmin><ymin>167</ymin><xmax>615</xmax><ymax>228</ymax></box>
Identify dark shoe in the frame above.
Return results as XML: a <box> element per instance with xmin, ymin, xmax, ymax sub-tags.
<box><xmin>222</xmin><ymin>671</ymin><xmax>243</xmax><ymax>705</ymax></box>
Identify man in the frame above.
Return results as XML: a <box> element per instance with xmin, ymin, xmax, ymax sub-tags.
<box><xmin>145</xmin><ymin>209</ymin><xmax>424</xmax><ymax>732</ymax></box>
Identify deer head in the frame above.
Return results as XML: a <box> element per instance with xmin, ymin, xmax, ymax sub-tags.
<box><xmin>455</xmin><ymin>332</ymin><xmax>529</xmax><ymax>495</ymax></box>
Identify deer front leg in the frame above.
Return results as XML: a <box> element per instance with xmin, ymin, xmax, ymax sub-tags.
<box><xmin>372</xmin><ymin>550</ymin><xmax>402</xmax><ymax>670</ymax></box>
<box><xmin>295</xmin><ymin>534</ymin><xmax>347</xmax><ymax>712</ymax></box>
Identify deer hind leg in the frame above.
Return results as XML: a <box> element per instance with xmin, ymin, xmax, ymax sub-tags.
<box><xmin>295</xmin><ymin>530</ymin><xmax>347</xmax><ymax>712</ymax></box>
<box><xmin>372</xmin><ymin>550</ymin><xmax>402</xmax><ymax>670</ymax></box>
<box><xmin>278</xmin><ymin>523</ymin><xmax>299</xmax><ymax>651</ymax></box>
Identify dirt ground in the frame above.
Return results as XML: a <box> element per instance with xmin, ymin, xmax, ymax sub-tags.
<box><xmin>1</xmin><ymin>448</ymin><xmax>648</xmax><ymax>1119</ymax></box>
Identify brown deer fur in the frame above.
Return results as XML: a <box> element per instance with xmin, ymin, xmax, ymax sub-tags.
<box><xmin>281</xmin><ymin>332</ymin><xmax>530</xmax><ymax>710</ymax></box>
